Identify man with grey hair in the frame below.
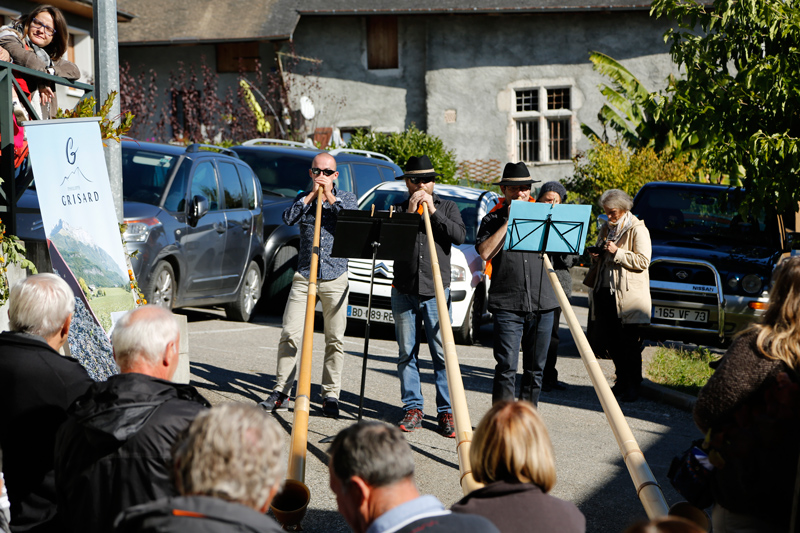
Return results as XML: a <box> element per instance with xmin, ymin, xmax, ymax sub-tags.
<box><xmin>0</xmin><ymin>273</ymin><xmax>92</xmax><ymax>533</ymax></box>
<box><xmin>114</xmin><ymin>403</ymin><xmax>285</xmax><ymax>532</ymax></box>
<box><xmin>328</xmin><ymin>422</ymin><xmax>499</xmax><ymax>533</ymax></box>
<box><xmin>54</xmin><ymin>305</ymin><xmax>210</xmax><ymax>533</ymax></box>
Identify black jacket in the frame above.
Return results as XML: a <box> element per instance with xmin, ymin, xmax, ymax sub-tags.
<box><xmin>114</xmin><ymin>495</ymin><xmax>284</xmax><ymax>533</ymax></box>
<box><xmin>392</xmin><ymin>194</ymin><xmax>466</xmax><ymax>297</ymax></box>
<box><xmin>0</xmin><ymin>331</ymin><xmax>93</xmax><ymax>533</ymax></box>
<box><xmin>451</xmin><ymin>480</ymin><xmax>585</xmax><ymax>533</ymax></box>
<box><xmin>54</xmin><ymin>373</ymin><xmax>210</xmax><ymax>533</ymax></box>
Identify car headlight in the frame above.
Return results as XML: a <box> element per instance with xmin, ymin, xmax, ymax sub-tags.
<box><xmin>741</xmin><ymin>273</ymin><xmax>762</xmax><ymax>294</ymax></box>
<box><xmin>123</xmin><ymin>218</ymin><xmax>160</xmax><ymax>243</ymax></box>
<box><xmin>451</xmin><ymin>265</ymin><xmax>467</xmax><ymax>283</ymax></box>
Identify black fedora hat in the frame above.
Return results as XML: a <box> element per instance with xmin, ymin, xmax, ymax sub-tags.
<box><xmin>397</xmin><ymin>155</ymin><xmax>442</xmax><ymax>180</ymax></box>
<box><xmin>497</xmin><ymin>162</ymin><xmax>539</xmax><ymax>186</ymax></box>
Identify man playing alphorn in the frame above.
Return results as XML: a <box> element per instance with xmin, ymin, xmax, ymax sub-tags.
<box><xmin>258</xmin><ymin>152</ymin><xmax>357</xmax><ymax>419</ymax></box>
<box><xmin>391</xmin><ymin>155</ymin><xmax>465</xmax><ymax>438</ymax></box>
<box><xmin>476</xmin><ymin>163</ymin><xmax>558</xmax><ymax>408</ymax></box>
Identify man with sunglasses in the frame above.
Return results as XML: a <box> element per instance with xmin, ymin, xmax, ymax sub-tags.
<box><xmin>391</xmin><ymin>155</ymin><xmax>466</xmax><ymax>438</ymax></box>
<box><xmin>475</xmin><ymin>163</ymin><xmax>557</xmax><ymax>408</ymax></box>
<box><xmin>258</xmin><ymin>152</ymin><xmax>357</xmax><ymax>419</ymax></box>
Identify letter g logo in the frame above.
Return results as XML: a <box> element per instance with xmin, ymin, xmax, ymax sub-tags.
<box><xmin>66</xmin><ymin>137</ymin><xmax>77</xmax><ymax>165</ymax></box>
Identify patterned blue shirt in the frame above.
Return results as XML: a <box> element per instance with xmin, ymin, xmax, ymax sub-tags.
<box><xmin>283</xmin><ymin>186</ymin><xmax>358</xmax><ymax>281</ymax></box>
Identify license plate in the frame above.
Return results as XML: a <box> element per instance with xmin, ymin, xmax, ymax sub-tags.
<box><xmin>347</xmin><ymin>305</ymin><xmax>395</xmax><ymax>324</ymax></box>
<box><xmin>653</xmin><ymin>306</ymin><xmax>709</xmax><ymax>322</ymax></box>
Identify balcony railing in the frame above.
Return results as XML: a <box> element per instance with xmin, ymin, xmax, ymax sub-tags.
<box><xmin>0</xmin><ymin>60</ymin><xmax>94</xmax><ymax>235</ymax></box>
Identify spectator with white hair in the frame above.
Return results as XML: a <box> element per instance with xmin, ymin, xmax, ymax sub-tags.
<box><xmin>0</xmin><ymin>273</ymin><xmax>92</xmax><ymax>533</ymax></box>
<box><xmin>54</xmin><ymin>305</ymin><xmax>210</xmax><ymax>533</ymax></box>
<box><xmin>114</xmin><ymin>403</ymin><xmax>285</xmax><ymax>532</ymax></box>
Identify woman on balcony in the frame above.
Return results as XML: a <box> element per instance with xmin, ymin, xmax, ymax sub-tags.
<box><xmin>0</xmin><ymin>4</ymin><xmax>79</xmax><ymax>119</ymax></box>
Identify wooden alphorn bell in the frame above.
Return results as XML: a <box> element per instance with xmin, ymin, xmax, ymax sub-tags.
<box><xmin>541</xmin><ymin>253</ymin><xmax>669</xmax><ymax>518</ymax></box>
<box><xmin>421</xmin><ymin>203</ymin><xmax>483</xmax><ymax>495</ymax></box>
<box><xmin>270</xmin><ymin>188</ymin><xmax>324</xmax><ymax>530</ymax></box>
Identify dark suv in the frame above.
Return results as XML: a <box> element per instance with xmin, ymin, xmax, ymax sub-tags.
<box><xmin>16</xmin><ymin>140</ymin><xmax>267</xmax><ymax>321</ymax></box>
<box><xmin>232</xmin><ymin>140</ymin><xmax>401</xmax><ymax>303</ymax></box>
<box><xmin>631</xmin><ymin>182</ymin><xmax>792</xmax><ymax>345</ymax></box>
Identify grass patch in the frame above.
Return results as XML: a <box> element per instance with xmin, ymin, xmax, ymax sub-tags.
<box><xmin>89</xmin><ymin>287</ymin><xmax>136</xmax><ymax>332</ymax></box>
<box><xmin>645</xmin><ymin>346</ymin><xmax>719</xmax><ymax>396</ymax></box>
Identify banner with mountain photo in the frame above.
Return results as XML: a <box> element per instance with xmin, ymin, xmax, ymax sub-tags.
<box><xmin>25</xmin><ymin>117</ymin><xmax>136</xmax><ymax>332</ymax></box>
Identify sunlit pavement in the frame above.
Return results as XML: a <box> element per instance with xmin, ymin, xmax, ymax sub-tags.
<box><xmin>178</xmin><ymin>292</ymin><xmax>701</xmax><ymax>533</ymax></box>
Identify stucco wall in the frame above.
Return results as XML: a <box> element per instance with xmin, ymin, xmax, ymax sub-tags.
<box><xmin>290</xmin><ymin>11</ymin><xmax>680</xmax><ymax>182</ymax></box>
<box><xmin>288</xmin><ymin>16</ymin><xmax>427</xmax><ymax>134</ymax></box>
<box><xmin>118</xmin><ymin>10</ymin><xmax>681</xmax><ymax>184</ymax></box>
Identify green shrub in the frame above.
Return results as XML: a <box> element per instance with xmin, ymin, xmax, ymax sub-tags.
<box><xmin>348</xmin><ymin>124</ymin><xmax>458</xmax><ymax>184</ymax></box>
<box><xmin>646</xmin><ymin>346</ymin><xmax>718</xmax><ymax>396</ymax></box>
<box><xmin>565</xmin><ymin>140</ymin><xmax>698</xmax><ymax>246</ymax></box>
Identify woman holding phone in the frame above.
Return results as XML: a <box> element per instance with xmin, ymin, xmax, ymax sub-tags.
<box><xmin>584</xmin><ymin>189</ymin><xmax>651</xmax><ymax>402</ymax></box>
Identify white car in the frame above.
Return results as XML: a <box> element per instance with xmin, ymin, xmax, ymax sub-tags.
<box><xmin>345</xmin><ymin>182</ymin><xmax>500</xmax><ymax>345</ymax></box>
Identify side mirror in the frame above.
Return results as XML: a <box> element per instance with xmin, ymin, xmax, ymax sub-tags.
<box><xmin>596</xmin><ymin>213</ymin><xmax>608</xmax><ymax>230</ymax></box>
<box><xmin>188</xmin><ymin>194</ymin><xmax>209</xmax><ymax>227</ymax></box>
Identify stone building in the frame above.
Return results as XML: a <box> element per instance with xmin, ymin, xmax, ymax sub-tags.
<box><xmin>118</xmin><ymin>0</ymin><xmax>683</xmax><ymax>182</ymax></box>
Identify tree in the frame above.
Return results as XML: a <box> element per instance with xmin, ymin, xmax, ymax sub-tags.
<box><xmin>567</xmin><ymin>140</ymin><xmax>697</xmax><ymax>244</ymax></box>
<box><xmin>348</xmin><ymin>124</ymin><xmax>458</xmax><ymax>184</ymax></box>
<box><xmin>651</xmin><ymin>0</ymin><xmax>800</xmax><ymax>214</ymax></box>
<box><xmin>78</xmin><ymin>277</ymin><xmax>92</xmax><ymax>300</ymax></box>
<box><xmin>582</xmin><ymin>52</ymin><xmax>670</xmax><ymax>151</ymax></box>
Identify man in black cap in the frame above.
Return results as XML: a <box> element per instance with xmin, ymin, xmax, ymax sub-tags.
<box><xmin>537</xmin><ymin>181</ymin><xmax>578</xmax><ymax>392</ymax></box>
<box><xmin>391</xmin><ymin>155</ymin><xmax>465</xmax><ymax>438</ymax></box>
<box><xmin>476</xmin><ymin>163</ymin><xmax>558</xmax><ymax>407</ymax></box>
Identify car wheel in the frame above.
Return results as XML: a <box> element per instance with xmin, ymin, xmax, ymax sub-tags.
<box><xmin>147</xmin><ymin>261</ymin><xmax>175</xmax><ymax>310</ymax></box>
<box><xmin>453</xmin><ymin>294</ymin><xmax>475</xmax><ymax>345</ymax></box>
<box><xmin>226</xmin><ymin>261</ymin><xmax>261</xmax><ymax>322</ymax></box>
<box><xmin>264</xmin><ymin>245</ymin><xmax>298</xmax><ymax>306</ymax></box>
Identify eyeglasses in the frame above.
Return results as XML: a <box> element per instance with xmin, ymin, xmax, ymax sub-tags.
<box><xmin>408</xmin><ymin>176</ymin><xmax>434</xmax><ymax>185</ymax></box>
<box><xmin>311</xmin><ymin>168</ymin><xmax>336</xmax><ymax>176</ymax></box>
<box><xmin>31</xmin><ymin>17</ymin><xmax>56</xmax><ymax>37</ymax></box>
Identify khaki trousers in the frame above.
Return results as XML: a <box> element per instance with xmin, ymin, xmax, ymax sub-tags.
<box><xmin>273</xmin><ymin>271</ymin><xmax>348</xmax><ymax>399</ymax></box>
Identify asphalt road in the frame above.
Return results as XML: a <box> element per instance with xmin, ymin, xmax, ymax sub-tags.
<box><xmin>177</xmin><ymin>291</ymin><xmax>701</xmax><ymax>533</ymax></box>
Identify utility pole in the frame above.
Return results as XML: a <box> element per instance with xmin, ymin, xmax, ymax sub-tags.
<box><xmin>93</xmin><ymin>0</ymin><xmax>123</xmax><ymax>222</ymax></box>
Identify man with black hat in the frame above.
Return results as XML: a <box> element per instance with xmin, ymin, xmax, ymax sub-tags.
<box><xmin>391</xmin><ymin>155</ymin><xmax>465</xmax><ymax>438</ymax></box>
<box><xmin>476</xmin><ymin>163</ymin><xmax>559</xmax><ymax>407</ymax></box>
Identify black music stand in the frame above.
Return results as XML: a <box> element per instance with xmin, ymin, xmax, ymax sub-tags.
<box><xmin>331</xmin><ymin>210</ymin><xmax>419</xmax><ymax>422</ymax></box>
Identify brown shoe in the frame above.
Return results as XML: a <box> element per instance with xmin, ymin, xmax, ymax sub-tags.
<box><xmin>399</xmin><ymin>409</ymin><xmax>423</xmax><ymax>432</ymax></box>
<box><xmin>437</xmin><ymin>412</ymin><xmax>455</xmax><ymax>438</ymax></box>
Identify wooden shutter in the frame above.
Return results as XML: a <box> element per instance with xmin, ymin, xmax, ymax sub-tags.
<box><xmin>367</xmin><ymin>16</ymin><xmax>398</xmax><ymax>70</ymax></box>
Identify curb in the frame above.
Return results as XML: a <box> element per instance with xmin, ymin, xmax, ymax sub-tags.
<box><xmin>640</xmin><ymin>379</ymin><xmax>696</xmax><ymax>412</ymax></box>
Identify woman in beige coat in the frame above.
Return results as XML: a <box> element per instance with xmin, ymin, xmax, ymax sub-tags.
<box><xmin>587</xmin><ymin>189</ymin><xmax>651</xmax><ymax>401</ymax></box>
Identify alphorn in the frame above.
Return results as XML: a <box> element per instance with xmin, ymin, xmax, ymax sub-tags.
<box><xmin>421</xmin><ymin>203</ymin><xmax>483</xmax><ymax>494</ymax></box>
<box><xmin>542</xmin><ymin>253</ymin><xmax>669</xmax><ymax>518</ymax></box>
<box><xmin>270</xmin><ymin>188</ymin><xmax>324</xmax><ymax>529</ymax></box>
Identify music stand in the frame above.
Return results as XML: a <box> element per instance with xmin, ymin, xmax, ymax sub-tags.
<box><xmin>331</xmin><ymin>209</ymin><xmax>419</xmax><ymax>422</ymax></box>
<box><xmin>505</xmin><ymin>202</ymin><xmax>592</xmax><ymax>255</ymax></box>
<box><xmin>502</xmin><ymin>201</ymin><xmax>591</xmax><ymax>400</ymax></box>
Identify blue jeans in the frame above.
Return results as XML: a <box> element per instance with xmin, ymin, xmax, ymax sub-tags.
<box><xmin>391</xmin><ymin>287</ymin><xmax>452</xmax><ymax>413</ymax></box>
<box><xmin>492</xmin><ymin>308</ymin><xmax>555</xmax><ymax>407</ymax></box>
